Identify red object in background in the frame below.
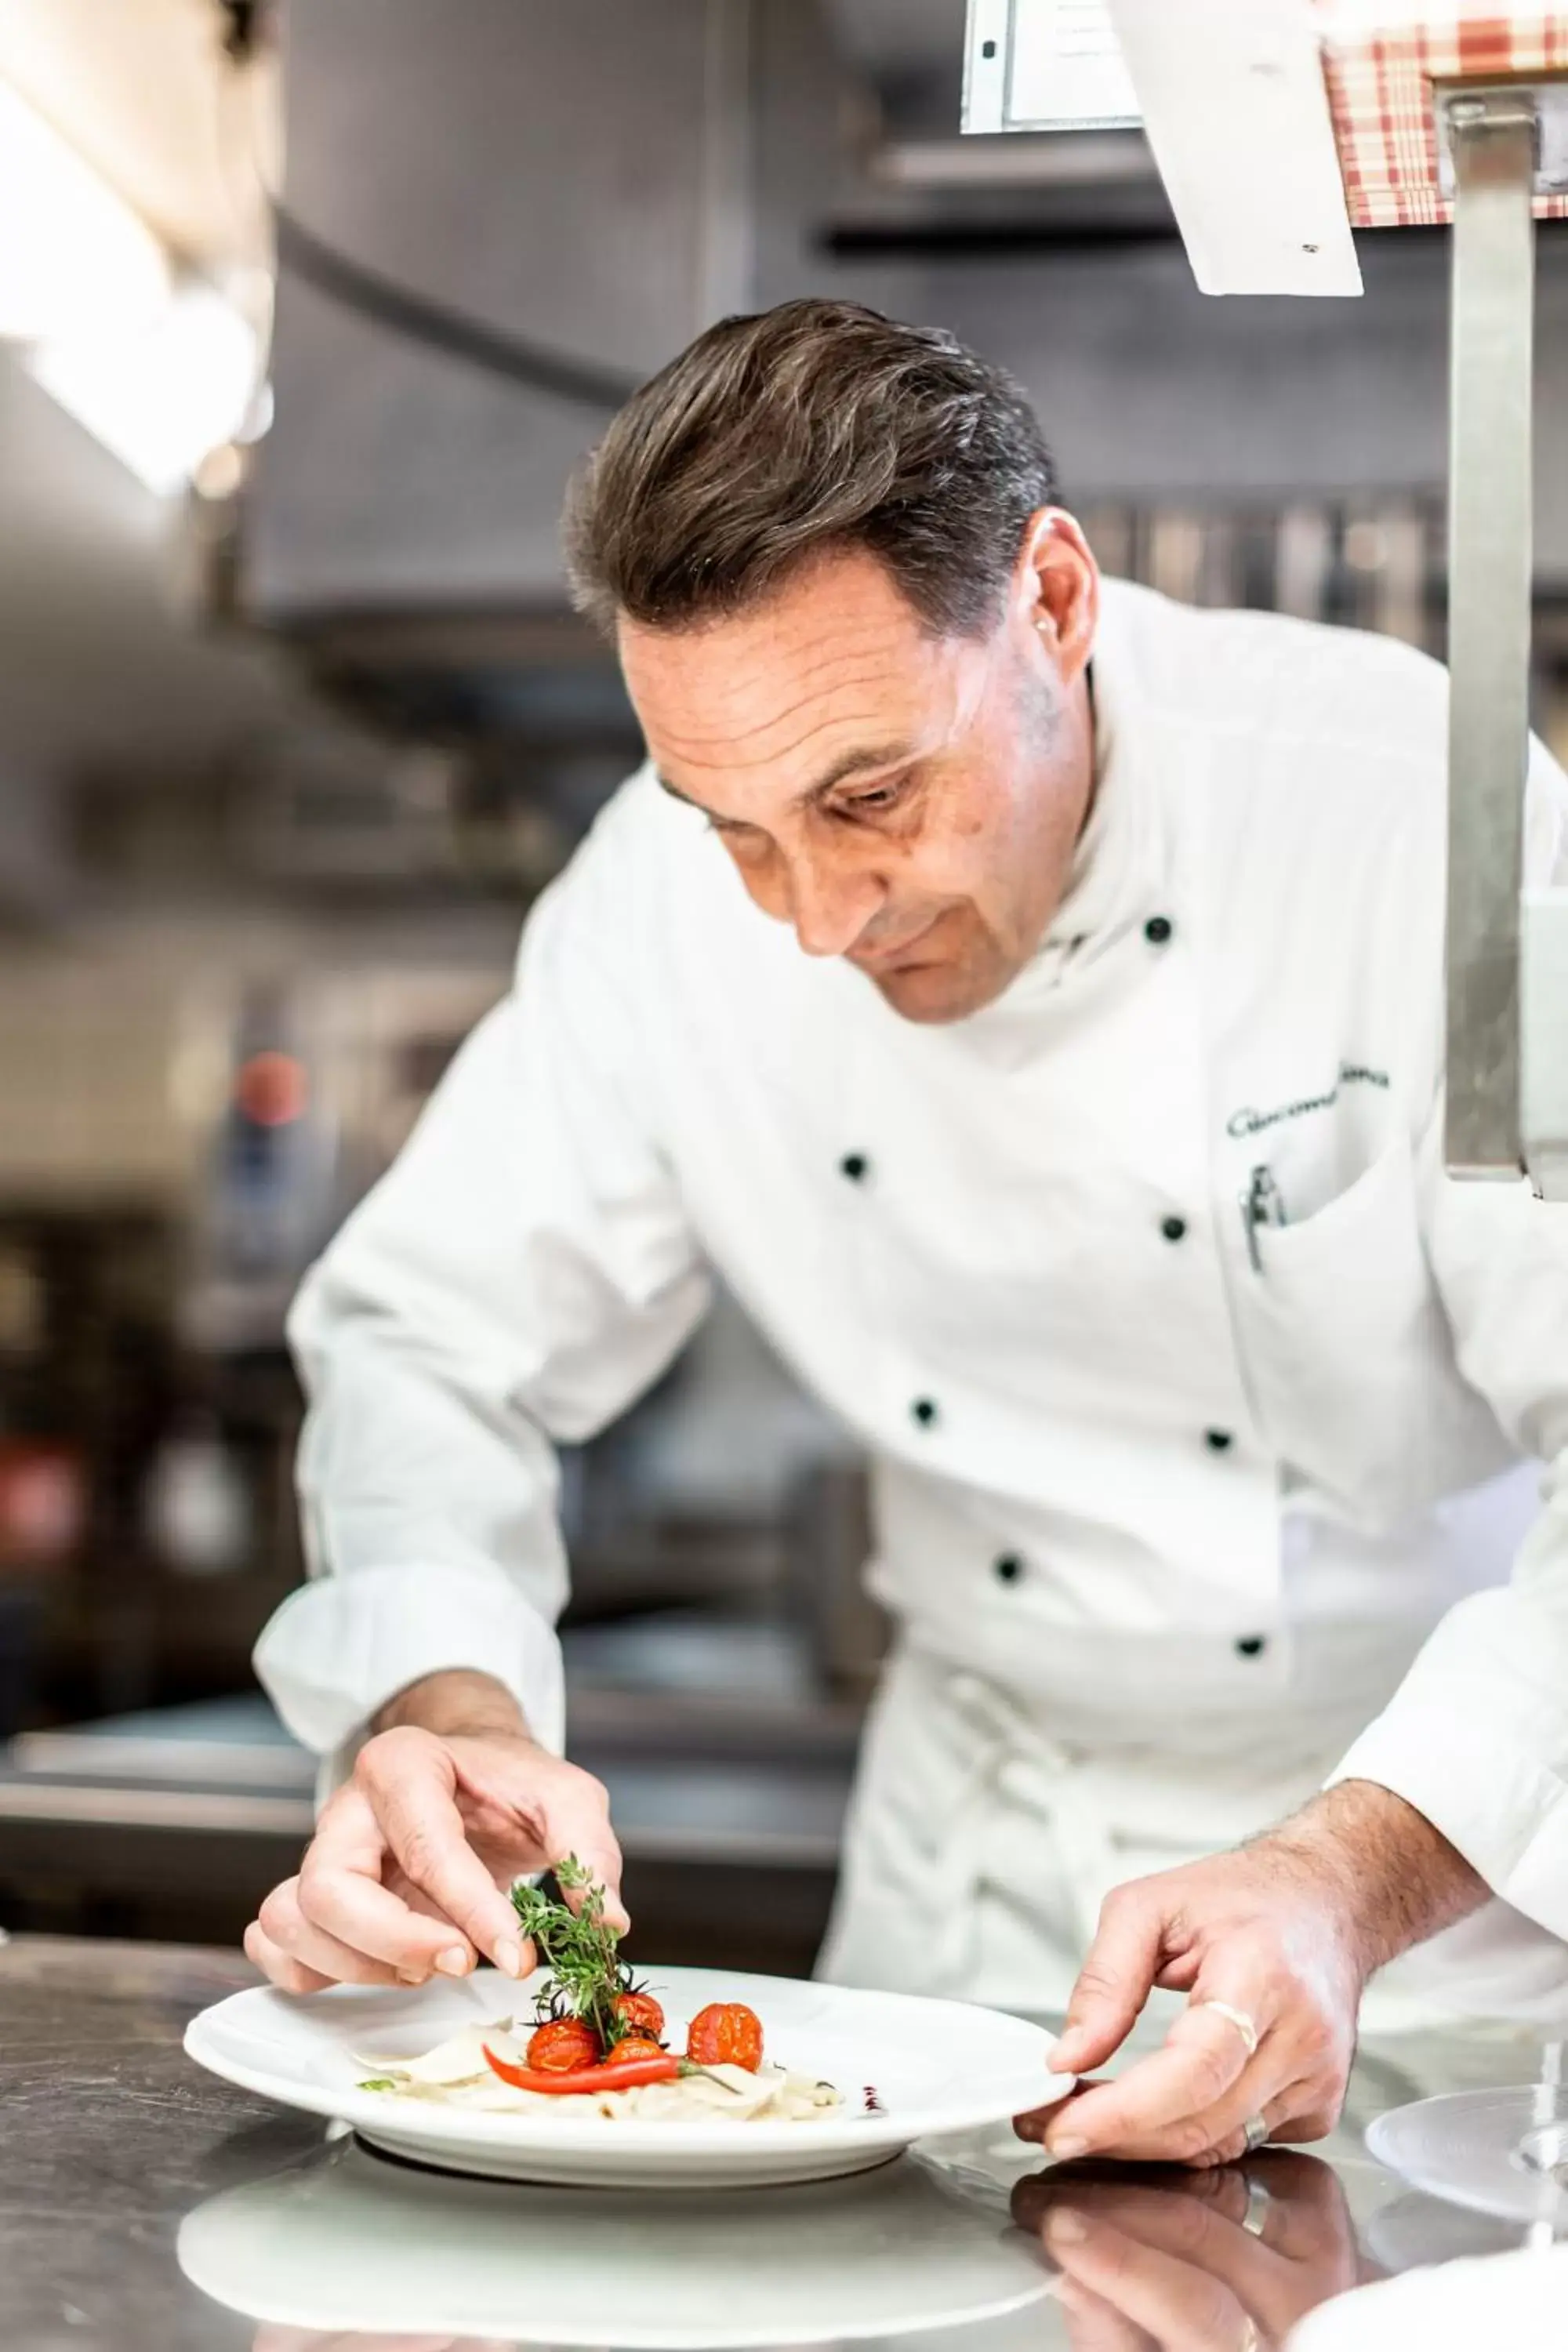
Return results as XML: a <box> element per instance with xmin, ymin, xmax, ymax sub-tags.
<box><xmin>234</xmin><ymin>1051</ymin><xmax>310</xmax><ymax>1128</ymax></box>
<box><xmin>1317</xmin><ymin>2</ymin><xmax>1568</xmax><ymax>230</ymax></box>
<box><xmin>0</xmin><ymin>1439</ymin><xmax>85</xmax><ymax>1570</ymax></box>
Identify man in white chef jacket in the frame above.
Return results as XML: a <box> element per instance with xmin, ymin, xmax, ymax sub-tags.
<box><xmin>247</xmin><ymin>299</ymin><xmax>1568</xmax><ymax>2167</ymax></box>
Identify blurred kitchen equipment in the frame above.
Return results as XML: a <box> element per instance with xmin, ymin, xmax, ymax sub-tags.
<box><xmin>0</xmin><ymin>1437</ymin><xmax>84</xmax><ymax>1570</ymax></box>
<box><xmin>967</xmin><ymin>0</ymin><xmax>1568</xmax><ymax>1194</ymax></box>
<box><xmin>142</xmin><ymin>1411</ymin><xmax>252</xmax><ymax>1579</ymax></box>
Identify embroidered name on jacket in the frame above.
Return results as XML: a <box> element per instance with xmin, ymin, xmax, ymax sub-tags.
<box><xmin>1226</xmin><ymin>1063</ymin><xmax>1390</xmax><ymax>1141</ymax></box>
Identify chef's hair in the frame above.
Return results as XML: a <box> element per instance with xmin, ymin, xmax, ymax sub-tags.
<box><xmin>563</xmin><ymin>299</ymin><xmax>1058</xmax><ymax>638</ymax></box>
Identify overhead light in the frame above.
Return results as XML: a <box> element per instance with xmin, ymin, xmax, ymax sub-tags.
<box><xmin>0</xmin><ymin>74</ymin><xmax>262</xmax><ymax>494</ymax></box>
<box><xmin>31</xmin><ymin>282</ymin><xmax>259</xmax><ymax>497</ymax></box>
<box><xmin>0</xmin><ymin>77</ymin><xmax>169</xmax><ymax>337</ymax></box>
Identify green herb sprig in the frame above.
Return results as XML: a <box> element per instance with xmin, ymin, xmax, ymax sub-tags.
<box><xmin>511</xmin><ymin>1854</ymin><xmax>635</xmax><ymax>2050</ymax></box>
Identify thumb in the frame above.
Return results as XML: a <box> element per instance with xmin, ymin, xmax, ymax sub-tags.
<box><xmin>1051</xmin><ymin>1883</ymin><xmax>1167</xmax><ymax>2074</ymax></box>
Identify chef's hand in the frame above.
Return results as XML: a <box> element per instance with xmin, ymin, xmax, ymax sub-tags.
<box><xmin>1018</xmin><ymin>1780</ymin><xmax>1485</xmax><ymax>2165</ymax></box>
<box><xmin>1012</xmin><ymin>2151</ymin><xmax>1374</xmax><ymax>2350</ymax></box>
<box><xmin>245</xmin><ymin>1670</ymin><xmax>626</xmax><ymax>1992</ymax></box>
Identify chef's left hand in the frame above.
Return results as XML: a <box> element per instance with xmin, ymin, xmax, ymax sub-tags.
<box><xmin>1018</xmin><ymin>1780</ymin><xmax>1485</xmax><ymax>2166</ymax></box>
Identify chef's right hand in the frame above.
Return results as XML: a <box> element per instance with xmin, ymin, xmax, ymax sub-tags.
<box><xmin>245</xmin><ymin>1671</ymin><xmax>627</xmax><ymax>1992</ymax></box>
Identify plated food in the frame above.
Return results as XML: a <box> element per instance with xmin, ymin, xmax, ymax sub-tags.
<box><xmin>354</xmin><ymin>1859</ymin><xmax>845</xmax><ymax>2126</ymax></box>
<box><xmin>184</xmin><ymin>1892</ymin><xmax>1073</xmax><ymax>2187</ymax></box>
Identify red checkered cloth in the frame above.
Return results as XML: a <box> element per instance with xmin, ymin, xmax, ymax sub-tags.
<box><xmin>1315</xmin><ymin>1</ymin><xmax>1568</xmax><ymax>224</ymax></box>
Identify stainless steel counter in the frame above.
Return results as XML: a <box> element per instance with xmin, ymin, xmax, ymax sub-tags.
<box><xmin>2</xmin><ymin>1932</ymin><xmax>1564</xmax><ymax>2351</ymax></box>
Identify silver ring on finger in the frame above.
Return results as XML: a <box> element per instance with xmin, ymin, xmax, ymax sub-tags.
<box><xmin>1239</xmin><ymin>2173</ymin><xmax>1272</xmax><ymax>2237</ymax></box>
<box><xmin>1242</xmin><ymin>2112</ymin><xmax>1270</xmax><ymax>2154</ymax></box>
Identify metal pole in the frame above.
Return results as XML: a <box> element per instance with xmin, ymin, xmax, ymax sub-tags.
<box><xmin>1444</xmin><ymin>92</ymin><xmax>1537</xmax><ymax>1181</ymax></box>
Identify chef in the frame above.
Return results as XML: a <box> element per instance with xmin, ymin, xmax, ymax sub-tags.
<box><xmin>247</xmin><ymin>298</ymin><xmax>1568</xmax><ymax>2168</ymax></box>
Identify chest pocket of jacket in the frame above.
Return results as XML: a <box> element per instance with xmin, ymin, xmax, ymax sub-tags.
<box><xmin>1234</xmin><ymin>1134</ymin><xmax>1515</xmax><ymax>1528</ymax></box>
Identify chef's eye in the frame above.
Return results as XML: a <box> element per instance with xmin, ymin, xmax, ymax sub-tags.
<box><xmin>838</xmin><ymin>781</ymin><xmax>906</xmax><ymax>820</ymax></box>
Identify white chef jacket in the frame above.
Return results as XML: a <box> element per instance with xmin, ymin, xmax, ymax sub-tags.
<box><xmin>255</xmin><ymin>579</ymin><xmax>1568</xmax><ymax>1978</ymax></box>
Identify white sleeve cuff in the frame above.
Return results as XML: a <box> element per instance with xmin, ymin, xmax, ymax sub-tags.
<box><xmin>1327</xmin><ymin>1592</ymin><xmax>1568</xmax><ymax>1943</ymax></box>
<box><xmin>252</xmin><ymin>1562</ymin><xmax>566</xmax><ymax>1789</ymax></box>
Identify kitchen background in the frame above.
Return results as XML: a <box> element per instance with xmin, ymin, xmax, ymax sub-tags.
<box><xmin>0</xmin><ymin>0</ymin><xmax>1565</xmax><ymax>1973</ymax></box>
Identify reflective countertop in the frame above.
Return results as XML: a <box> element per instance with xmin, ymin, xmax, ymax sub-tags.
<box><xmin>2</xmin><ymin>1933</ymin><xmax>1565</xmax><ymax>2352</ymax></box>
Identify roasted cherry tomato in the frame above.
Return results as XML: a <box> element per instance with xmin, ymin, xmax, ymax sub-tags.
<box><xmin>526</xmin><ymin>2017</ymin><xmax>601</xmax><ymax>2074</ymax></box>
<box><xmin>615</xmin><ymin>1989</ymin><xmax>666</xmax><ymax>2039</ymax></box>
<box><xmin>602</xmin><ymin>2033</ymin><xmax>667</xmax><ymax>2068</ymax></box>
<box><xmin>685</xmin><ymin>2002</ymin><xmax>764</xmax><ymax>2072</ymax></box>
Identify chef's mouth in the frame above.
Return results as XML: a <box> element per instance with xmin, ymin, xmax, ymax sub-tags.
<box><xmin>848</xmin><ymin>914</ymin><xmax>947</xmax><ymax>973</ymax></box>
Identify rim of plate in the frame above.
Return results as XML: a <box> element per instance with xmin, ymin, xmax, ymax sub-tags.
<box><xmin>184</xmin><ymin>1970</ymin><xmax>1072</xmax><ymax>2153</ymax></box>
<box><xmin>1365</xmin><ymin>2090</ymin><xmax>1568</xmax><ymax>2223</ymax></box>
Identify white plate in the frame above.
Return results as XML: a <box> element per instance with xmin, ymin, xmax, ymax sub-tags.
<box><xmin>1366</xmin><ymin>2086</ymin><xmax>1568</xmax><ymax>2226</ymax></box>
<box><xmin>177</xmin><ymin>2136</ymin><xmax>1055</xmax><ymax>2346</ymax></box>
<box><xmin>183</xmin><ymin>1964</ymin><xmax>1073</xmax><ymax>2188</ymax></box>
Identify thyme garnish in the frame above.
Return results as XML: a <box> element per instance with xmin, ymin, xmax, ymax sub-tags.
<box><xmin>510</xmin><ymin>1854</ymin><xmax>638</xmax><ymax>2049</ymax></box>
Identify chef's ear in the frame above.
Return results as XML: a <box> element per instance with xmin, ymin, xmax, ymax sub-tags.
<box><xmin>1012</xmin><ymin>507</ymin><xmax>1098</xmax><ymax>687</ymax></box>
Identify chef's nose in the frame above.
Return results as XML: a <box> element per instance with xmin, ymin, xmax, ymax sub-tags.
<box><xmin>786</xmin><ymin>845</ymin><xmax>885</xmax><ymax>960</ymax></box>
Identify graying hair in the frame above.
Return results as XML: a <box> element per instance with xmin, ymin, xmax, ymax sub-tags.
<box><xmin>563</xmin><ymin>299</ymin><xmax>1058</xmax><ymax>638</ymax></box>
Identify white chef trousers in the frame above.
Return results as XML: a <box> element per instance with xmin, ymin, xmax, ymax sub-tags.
<box><xmin>817</xmin><ymin>1642</ymin><xmax>1568</xmax><ymax>2032</ymax></box>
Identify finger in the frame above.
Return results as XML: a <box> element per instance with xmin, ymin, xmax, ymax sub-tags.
<box><xmin>1051</xmin><ymin>1887</ymin><xmax>1167</xmax><ymax>2076</ymax></box>
<box><xmin>1044</xmin><ymin>2210</ymin><xmax>1255</xmax><ymax>2352</ymax></box>
<box><xmin>551</xmin><ymin>1813</ymin><xmax>629</xmax><ymax>1936</ymax></box>
<box><xmin>256</xmin><ymin>1878</ymin><xmax>414</xmax><ymax>1988</ymax></box>
<box><xmin>453</xmin><ymin>1749</ymin><xmax>630</xmax><ymax>1937</ymax></box>
<box><xmin>1098</xmin><ymin>2028</ymin><xmax>1347</xmax><ymax>2166</ymax></box>
<box><xmin>1080</xmin><ymin>2162</ymin><xmax>1350</xmax><ymax>2342</ymax></box>
<box><xmin>1018</xmin><ymin>2079</ymin><xmax>1100</xmax><ymax>2143</ymax></box>
<box><xmin>1053</xmin><ymin>2274</ymin><xmax>1162</xmax><ymax>2352</ymax></box>
<box><xmin>1075</xmin><ymin>2066</ymin><xmax>1313</xmax><ymax>2169</ymax></box>
<box><xmin>1014</xmin><ymin>2169</ymin><xmax>1253</xmax><ymax>2248</ymax></box>
<box><xmin>1243</xmin><ymin>2149</ymin><xmax>1345</xmax><ymax>2222</ymax></box>
<box><xmin>1047</xmin><ymin>1998</ymin><xmax>1259</xmax><ymax>2158</ymax></box>
<box><xmin>245</xmin><ymin>1915</ymin><xmax>333</xmax><ymax>1995</ymax></box>
<box><xmin>300</xmin><ymin>1789</ymin><xmax>478</xmax><ymax>1978</ymax></box>
<box><xmin>1055</xmin><ymin>2171</ymin><xmax>1298</xmax><ymax>2315</ymax></box>
<box><xmin>358</xmin><ymin>1730</ymin><xmax>528</xmax><ymax>1975</ymax></box>
<box><xmin>381</xmin><ymin>1860</ymin><xmax>540</xmax><ymax>1986</ymax></box>
<box><xmin>1264</xmin><ymin>2106</ymin><xmax>1338</xmax><ymax>2148</ymax></box>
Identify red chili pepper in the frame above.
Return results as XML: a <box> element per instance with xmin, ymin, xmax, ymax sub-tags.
<box><xmin>483</xmin><ymin>2042</ymin><xmax>683</xmax><ymax>2096</ymax></box>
